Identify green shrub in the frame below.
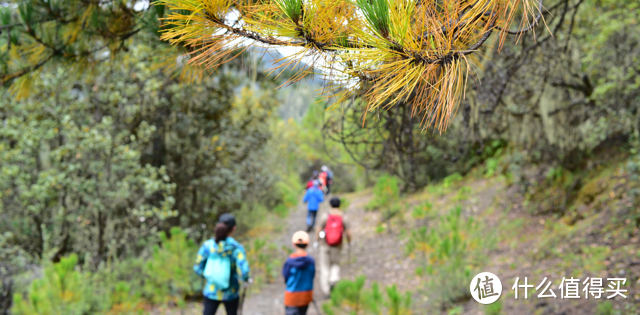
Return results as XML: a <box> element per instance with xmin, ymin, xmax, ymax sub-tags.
<box><xmin>105</xmin><ymin>282</ymin><xmax>144</xmax><ymax>315</ymax></box>
<box><xmin>276</xmin><ymin>174</ymin><xmax>301</xmax><ymax>216</ymax></box>
<box><xmin>144</xmin><ymin>227</ymin><xmax>200</xmax><ymax>306</ymax></box>
<box><xmin>12</xmin><ymin>254</ymin><xmax>93</xmax><ymax>315</ymax></box>
<box><xmin>443</xmin><ymin>173</ymin><xmax>463</xmax><ymax>188</ymax></box>
<box><xmin>406</xmin><ymin>206</ymin><xmax>492</xmax><ymax>309</ymax></box>
<box><xmin>273</xmin><ymin>204</ymin><xmax>290</xmax><ymax>217</ymax></box>
<box><xmin>485</xmin><ymin>158</ymin><xmax>499</xmax><ymax>178</ymax></box>
<box><xmin>90</xmin><ymin>256</ymin><xmax>148</xmax><ymax>314</ymax></box>
<box><xmin>11</xmin><ymin>253</ymin><xmax>150</xmax><ymax>314</ymax></box>
<box><xmin>545</xmin><ymin>166</ymin><xmax>564</xmax><ymax>182</ymax></box>
<box><xmin>455</xmin><ymin>186</ymin><xmax>471</xmax><ymax>201</ymax></box>
<box><xmin>484</xmin><ymin>301</ymin><xmax>503</xmax><ymax>315</ymax></box>
<box><xmin>366</xmin><ymin>175</ymin><xmax>403</xmax><ymax>232</ymax></box>
<box><xmin>234</xmin><ymin>202</ymin><xmax>269</xmax><ymax>236</ymax></box>
<box><xmin>411</xmin><ymin>201</ymin><xmax>433</xmax><ymax>220</ymax></box>
<box><xmin>367</xmin><ymin>175</ymin><xmax>400</xmax><ymax>211</ymax></box>
<box><xmin>339</xmin><ymin>197</ymin><xmax>351</xmax><ymax>211</ymax></box>
<box><xmin>595</xmin><ymin>301</ymin><xmax>614</xmax><ymax>315</ymax></box>
<box><xmin>245</xmin><ymin>238</ymin><xmax>283</xmax><ymax>290</ymax></box>
<box><xmin>322</xmin><ymin>276</ymin><xmax>412</xmax><ymax>315</ymax></box>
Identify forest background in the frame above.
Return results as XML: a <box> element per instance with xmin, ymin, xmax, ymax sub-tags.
<box><xmin>0</xmin><ymin>0</ymin><xmax>639</xmax><ymax>314</ymax></box>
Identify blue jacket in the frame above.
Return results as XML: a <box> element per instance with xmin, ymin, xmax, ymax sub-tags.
<box><xmin>282</xmin><ymin>252</ymin><xmax>315</xmax><ymax>306</ymax></box>
<box><xmin>194</xmin><ymin>237</ymin><xmax>250</xmax><ymax>301</ymax></box>
<box><xmin>303</xmin><ymin>187</ymin><xmax>324</xmax><ymax>211</ymax></box>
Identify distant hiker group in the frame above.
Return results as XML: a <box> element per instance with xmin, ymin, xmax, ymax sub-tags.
<box><xmin>195</xmin><ymin>164</ymin><xmax>351</xmax><ymax>315</ymax></box>
<box><xmin>304</xmin><ymin>165</ymin><xmax>334</xmax><ymax>232</ymax></box>
<box><xmin>305</xmin><ymin>165</ymin><xmax>334</xmax><ymax>194</ymax></box>
<box><xmin>285</xmin><ymin>197</ymin><xmax>351</xmax><ymax>315</ymax></box>
<box><xmin>296</xmin><ymin>164</ymin><xmax>352</xmax><ymax>314</ymax></box>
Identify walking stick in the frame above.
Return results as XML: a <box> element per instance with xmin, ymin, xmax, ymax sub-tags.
<box><xmin>311</xmin><ymin>299</ymin><xmax>323</xmax><ymax>315</ymax></box>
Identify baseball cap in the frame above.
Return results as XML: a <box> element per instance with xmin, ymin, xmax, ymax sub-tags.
<box><xmin>218</xmin><ymin>213</ymin><xmax>236</xmax><ymax>228</ymax></box>
<box><xmin>292</xmin><ymin>231</ymin><xmax>309</xmax><ymax>245</ymax></box>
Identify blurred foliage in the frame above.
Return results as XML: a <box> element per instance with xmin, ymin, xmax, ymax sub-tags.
<box><xmin>483</xmin><ymin>301</ymin><xmax>503</xmax><ymax>315</ymax></box>
<box><xmin>322</xmin><ymin>276</ymin><xmax>412</xmax><ymax>315</ymax></box>
<box><xmin>0</xmin><ymin>45</ymin><xmax>177</xmax><ymax>266</ymax></box>
<box><xmin>11</xmin><ymin>254</ymin><xmax>93</xmax><ymax>315</ymax></box>
<box><xmin>405</xmin><ymin>206</ymin><xmax>494</xmax><ymax>310</ymax></box>
<box><xmin>244</xmin><ymin>238</ymin><xmax>283</xmax><ymax>293</ymax></box>
<box><xmin>410</xmin><ymin>201</ymin><xmax>433</xmax><ymax>221</ymax></box>
<box><xmin>144</xmin><ymin>227</ymin><xmax>200</xmax><ymax>306</ymax></box>
<box><xmin>366</xmin><ymin>175</ymin><xmax>400</xmax><ymax>211</ymax></box>
<box><xmin>0</xmin><ymin>40</ymin><xmax>298</xmax><ymax>313</ymax></box>
<box><xmin>0</xmin><ymin>0</ymin><xmax>197</xmax><ymax>97</ymax></box>
<box><xmin>10</xmin><ymin>227</ymin><xmax>280</xmax><ymax>314</ymax></box>
<box><xmin>366</xmin><ymin>175</ymin><xmax>403</xmax><ymax>233</ymax></box>
<box><xmin>467</xmin><ymin>0</ymin><xmax>639</xmax><ymax>170</ymax></box>
<box><xmin>0</xmin><ymin>41</ymin><xmax>287</xmax><ymax>255</ymax></box>
<box><xmin>595</xmin><ymin>301</ymin><xmax>614</xmax><ymax>315</ymax></box>
<box><xmin>273</xmin><ymin>100</ymin><xmax>367</xmax><ymax>194</ymax></box>
<box><xmin>324</xmin><ymin>99</ymin><xmax>462</xmax><ymax>191</ymax></box>
<box><xmin>318</xmin><ymin>0</ymin><xmax>639</xmax><ymax>192</ymax></box>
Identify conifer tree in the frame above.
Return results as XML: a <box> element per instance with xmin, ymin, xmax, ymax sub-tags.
<box><xmin>1</xmin><ymin>0</ymin><xmax>545</xmax><ymax>131</ymax></box>
<box><xmin>11</xmin><ymin>254</ymin><xmax>91</xmax><ymax>315</ymax></box>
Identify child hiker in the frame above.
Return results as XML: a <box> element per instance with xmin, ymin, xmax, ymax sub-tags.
<box><xmin>317</xmin><ymin>197</ymin><xmax>352</xmax><ymax>297</ymax></box>
<box><xmin>194</xmin><ymin>213</ymin><xmax>251</xmax><ymax>315</ymax></box>
<box><xmin>282</xmin><ymin>231</ymin><xmax>316</xmax><ymax>315</ymax></box>
<box><xmin>303</xmin><ymin>180</ymin><xmax>324</xmax><ymax>232</ymax></box>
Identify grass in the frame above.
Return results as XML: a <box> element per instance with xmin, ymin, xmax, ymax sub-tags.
<box><xmin>405</xmin><ymin>205</ymin><xmax>496</xmax><ymax>310</ymax></box>
<box><xmin>483</xmin><ymin>301</ymin><xmax>503</xmax><ymax>315</ymax></box>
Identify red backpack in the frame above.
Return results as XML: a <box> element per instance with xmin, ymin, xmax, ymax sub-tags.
<box><xmin>325</xmin><ymin>214</ymin><xmax>344</xmax><ymax>246</ymax></box>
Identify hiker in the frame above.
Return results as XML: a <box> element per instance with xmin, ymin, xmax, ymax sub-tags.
<box><xmin>305</xmin><ymin>171</ymin><xmax>319</xmax><ymax>189</ymax></box>
<box><xmin>319</xmin><ymin>165</ymin><xmax>334</xmax><ymax>194</ymax></box>
<box><xmin>317</xmin><ymin>172</ymin><xmax>328</xmax><ymax>193</ymax></box>
<box><xmin>317</xmin><ymin>197</ymin><xmax>351</xmax><ymax>297</ymax></box>
<box><xmin>303</xmin><ymin>180</ymin><xmax>324</xmax><ymax>232</ymax></box>
<box><xmin>282</xmin><ymin>231</ymin><xmax>316</xmax><ymax>315</ymax></box>
<box><xmin>194</xmin><ymin>213</ymin><xmax>251</xmax><ymax>315</ymax></box>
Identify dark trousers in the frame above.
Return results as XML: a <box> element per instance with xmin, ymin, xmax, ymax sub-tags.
<box><xmin>285</xmin><ymin>305</ymin><xmax>309</xmax><ymax>315</ymax></box>
<box><xmin>307</xmin><ymin>210</ymin><xmax>318</xmax><ymax>231</ymax></box>
<box><xmin>203</xmin><ymin>297</ymin><xmax>239</xmax><ymax>315</ymax></box>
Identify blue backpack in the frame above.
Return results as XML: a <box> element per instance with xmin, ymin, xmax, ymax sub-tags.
<box><xmin>203</xmin><ymin>241</ymin><xmax>234</xmax><ymax>290</ymax></box>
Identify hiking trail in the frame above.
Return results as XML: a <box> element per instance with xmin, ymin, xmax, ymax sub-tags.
<box><xmin>242</xmin><ymin>190</ymin><xmax>420</xmax><ymax>315</ymax></box>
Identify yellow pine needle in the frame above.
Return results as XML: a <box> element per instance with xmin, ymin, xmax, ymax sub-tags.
<box><xmin>154</xmin><ymin>0</ymin><xmax>547</xmax><ymax>132</ymax></box>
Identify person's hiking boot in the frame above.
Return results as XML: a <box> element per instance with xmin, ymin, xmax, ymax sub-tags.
<box><xmin>306</xmin><ymin>225</ymin><xmax>313</xmax><ymax>233</ymax></box>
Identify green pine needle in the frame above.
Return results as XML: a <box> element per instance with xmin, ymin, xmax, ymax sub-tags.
<box><xmin>356</xmin><ymin>0</ymin><xmax>390</xmax><ymax>37</ymax></box>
